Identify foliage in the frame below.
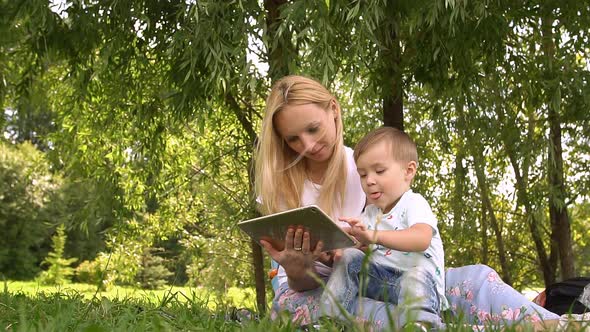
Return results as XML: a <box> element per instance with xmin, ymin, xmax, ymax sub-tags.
<box><xmin>2</xmin><ymin>287</ymin><xmax>589</xmax><ymax>331</ymax></box>
<box><xmin>37</xmin><ymin>224</ymin><xmax>77</xmax><ymax>285</ymax></box>
<box><xmin>135</xmin><ymin>248</ymin><xmax>173</xmax><ymax>290</ymax></box>
<box><xmin>0</xmin><ymin>289</ymin><xmax>257</xmax><ymax>331</ymax></box>
<box><xmin>4</xmin><ymin>280</ymin><xmax>256</xmax><ymax>310</ymax></box>
<box><xmin>570</xmin><ymin>202</ymin><xmax>590</xmax><ymax>277</ymax></box>
<box><xmin>74</xmin><ymin>254</ymin><xmax>117</xmax><ymax>290</ymax></box>
<box><xmin>0</xmin><ymin>141</ymin><xmax>60</xmax><ymax>279</ymax></box>
<box><xmin>74</xmin><ymin>260</ymin><xmax>102</xmax><ymax>285</ymax></box>
<box><xmin>0</xmin><ymin>0</ymin><xmax>589</xmax><ymax>294</ymax></box>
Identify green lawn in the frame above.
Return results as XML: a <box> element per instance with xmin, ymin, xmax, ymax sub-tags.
<box><xmin>1</xmin><ymin>280</ymin><xmax>274</xmax><ymax>331</ymax></box>
<box><xmin>0</xmin><ymin>281</ymin><xmax>313</xmax><ymax>332</ymax></box>
<box><xmin>3</xmin><ymin>280</ymin><xmax>257</xmax><ymax>310</ymax></box>
<box><xmin>2</xmin><ymin>281</ymin><xmax>587</xmax><ymax>331</ymax></box>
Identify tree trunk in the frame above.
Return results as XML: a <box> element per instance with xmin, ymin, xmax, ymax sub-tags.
<box><xmin>453</xmin><ymin>150</ymin><xmax>465</xmax><ymax>228</ymax></box>
<box><xmin>383</xmin><ymin>93</ymin><xmax>403</xmax><ymax>131</ymax></box>
<box><xmin>251</xmin><ymin>0</ymin><xmax>294</xmax><ymax>313</ymax></box>
<box><xmin>264</xmin><ymin>0</ymin><xmax>292</xmax><ymax>81</ymax></box>
<box><xmin>456</xmin><ymin>99</ymin><xmax>511</xmax><ymax>284</ymax></box>
<box><xmin>223</xmin><ymin>90</ymin><xmax>266</xmax><ymax>312</ymax></box>
<box><xmin>541</xmin><ymin>9</ymin><xmax>576</xmax><ymax>280</ymax></box>
<box><xmin>493</xmin><ymin>104</ymin><xmax>556</xmax><ymax>286</ymax></box>
<box><xmin>472</xmin><ymin>150</ymin><xmax>513</xmax><ymax>286</ymax></box>
<box><xmin>480</xmin><ymin>203</ymin><xmax>489</xmax><ymax>265</ymax></box>
<box><xmin>377</xmin><ymin>6</ymin><xmax>403</xmax><ymax>130</ymax></box>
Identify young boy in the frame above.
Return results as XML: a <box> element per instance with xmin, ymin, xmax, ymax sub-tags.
<box><xmin>320</xmin><ymin>126</ymin><xmax>447</xmax><ymax>329</ymax></box>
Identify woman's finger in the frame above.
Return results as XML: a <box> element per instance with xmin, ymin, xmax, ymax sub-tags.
<box><xmin>284</xmin><ymin>227</ymin><xmax>295</xmax><ymax>250</ymax></box>
<box><xmin>312</xmin><ymin>240</ymin><xmax>324</xmax><ymax>258</ymax></box>
<box><xmin>293</xmin><ymin>227</ymin><xmax>304</xmax><ymax>250</ymax></box>
<box><xmin>301</xmin><ymin>231</ymin><xmax>311</xmax><ymax>254</ymax></box>
<box><xmin>260</xmin><ymin>240</ymin><xmax>279</xmax><ymax>261</ymax></box>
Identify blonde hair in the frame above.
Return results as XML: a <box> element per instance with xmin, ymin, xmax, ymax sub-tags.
<box><xmin>353</xmin><ymin>126</ymin><xmax>418</xmax><ymax>164</ymax></box>
<box><xmin>255</xmin><ymin>75</ymin><xmax>347</xmax><ymax>217</ymax></box>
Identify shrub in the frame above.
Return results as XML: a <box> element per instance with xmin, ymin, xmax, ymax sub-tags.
<box><xmin>0</xmin><ymin>142</ymin><xmax>59</xmax><ymax>279</ymax></box>
<box><xmin>135</xmin><ymin>248</ymin><xmax>173</xmax><ymax>290</ymax></box>
<box><xmin>74</xmin><ymin>253</ymin><xmax>116</xmax><ymax>290</ymax></box>
<box><xmin>74</xmin><ymin>260</ymin><xmax>100</xmax><ymax>284</ymax></box>
<box><xmin>37</xmin><ymin>224</ymin><xmax>77</xmax><ymax>285</ymax></box>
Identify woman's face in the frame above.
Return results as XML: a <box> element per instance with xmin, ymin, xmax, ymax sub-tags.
<box><xmin>273</xmin><ymin>102</ymin><xmax>338</xmax><ymax>164</ymax></box>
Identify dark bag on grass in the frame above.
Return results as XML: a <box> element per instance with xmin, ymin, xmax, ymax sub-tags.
<box><xmin>544</xmin><ymin>277</ymin><xmax>590</xmax><ymax>315</ymax></box>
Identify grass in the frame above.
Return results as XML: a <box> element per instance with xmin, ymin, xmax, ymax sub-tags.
<box><xmin>0</xmin><ymin>282</ymin><xmax>314</xmax><ymax>332</ymax></box>
<box><xmin>3</xmin><ymin>280</ymin><xmax>257</xmax><ymax>311</ymax></box>
<box><xmin>1</xmin><ymin>289</ymin><xmax>247</xmax><ymax>331</ymax></box>
<box><xmin>2</xmin><ymin>281</ymin><xmax>588</xmax><ymax>331</ymax></box>
<box><xmin>0</xmin><ymin>280</ymin><xmax>277</xmax><ymax>331</ymax></box>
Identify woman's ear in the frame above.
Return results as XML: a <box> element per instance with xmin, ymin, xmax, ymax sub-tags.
<box><xmin>330</xmin><ymin>99</ymin><xmax>339</xmax><ymax>119</ymax></box>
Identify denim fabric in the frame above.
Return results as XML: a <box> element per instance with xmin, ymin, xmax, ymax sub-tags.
<box><xmin>320</xmin><ymin>248</ymin><xmax>443</xmax><ymax>328</ymax></box>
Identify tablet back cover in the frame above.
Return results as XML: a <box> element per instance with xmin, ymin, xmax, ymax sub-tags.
<box><xmin>238</xmin><ymin>205</ymin><xmax>356</xmax><ymax>252</ymax></box>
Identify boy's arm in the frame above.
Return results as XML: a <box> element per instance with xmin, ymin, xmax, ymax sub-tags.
<box><xmin>341</xmin><ymin>215</ymin><xmax>433</xmax><ymax>252</ymax></box>
<box><xmin>374</xmin><ymin>223</ymin><xmax>433</xmax><ymax>252</ymax></box>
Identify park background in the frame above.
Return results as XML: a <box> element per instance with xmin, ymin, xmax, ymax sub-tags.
<box><xmin>1</xmin><ymin>0</ymin><xmax>589</xmax><ymax>327</ymax></box>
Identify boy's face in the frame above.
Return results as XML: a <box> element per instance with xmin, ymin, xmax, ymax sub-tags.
<box><xmin>356</xmin><ymin>140</ymin><xmax>416</xmax><ymax>213</ymax></box>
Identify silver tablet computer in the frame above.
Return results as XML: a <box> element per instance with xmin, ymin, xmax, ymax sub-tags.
<box><xmin>238</xmin><ymin>205</ymin><xmax>356</xmax><ymax>252</ymax></box>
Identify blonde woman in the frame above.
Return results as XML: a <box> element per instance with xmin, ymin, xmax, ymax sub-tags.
<box><xmin>254</xmin><ymin>75</ymin><xmax>559</xmax><ymax>328</ymax></box>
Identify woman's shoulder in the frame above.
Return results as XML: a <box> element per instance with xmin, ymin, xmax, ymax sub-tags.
<box><xmin>343</xmin><ymin>145</ymin><xmax>353</xmax><ymax>156</ymax></box>
<box><xmin>343</xmin><ymin>146</ymin><xmax>355</xmax><ymax>165</ymax></box>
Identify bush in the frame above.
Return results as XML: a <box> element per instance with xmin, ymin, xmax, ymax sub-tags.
<box><xmin>74</xmin><ymin>260</ymin><xmax>100</xmax><ymax>284</ymax></box>
<box><xmin>135</xmin><ymin>248</ymin><xmax>173</xmax><ymax>290</ymax></box>
<box><xmin>74</xmin><ymin>254</ymin><xmax>116</xmax><ymax>290</ymax></box>
<box><xmin>37</xmin><ymin>224</ymin><xmax>77</xmax><ymax>285</ymax></box>
<box><xmin>0</xmin><ymin>142</ymin><xmax>60</xmax><ymax>279</ymax></box>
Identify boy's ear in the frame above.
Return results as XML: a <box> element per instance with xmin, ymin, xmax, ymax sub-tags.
<box><xmin>405</xmin><ymin>161</ymin><xmax>417</xmax><ymax>180</ymax></box>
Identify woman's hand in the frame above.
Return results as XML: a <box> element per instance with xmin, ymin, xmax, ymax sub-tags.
<box><xmin>259</xmin><ymin>226</ymin><xmax>324</xmax><ymax>291</ymax></box>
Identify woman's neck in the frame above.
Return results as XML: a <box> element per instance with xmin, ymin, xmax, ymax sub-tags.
<box><xmin>305</xmin><ymin>160</ymin><xmax>329</xmax><ymax>184</ymax></box>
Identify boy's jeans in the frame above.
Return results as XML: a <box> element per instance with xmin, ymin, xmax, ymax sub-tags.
<box><xmin>320</xmin><ymin>248</ymin><xmax>443</xmax><ymax>329</ymax></box>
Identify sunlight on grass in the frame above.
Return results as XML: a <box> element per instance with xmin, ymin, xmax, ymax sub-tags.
<box><xmin>4</xmin><ymin>281</ymin><xmax>587</xmax><ymax>331</ymax></box>
<box><xmin>3</xmin><ymin>280</ymin><xmax>256</xmax><ymax>310</ymax></box>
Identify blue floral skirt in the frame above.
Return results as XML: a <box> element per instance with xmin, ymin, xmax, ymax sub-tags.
<box><xmin>271</xmin><ymin>264</ymin><xmax>559</xmax><ymax>328</ymax></box>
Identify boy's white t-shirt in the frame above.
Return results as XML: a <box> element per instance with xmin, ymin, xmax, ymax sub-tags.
<box><xmin>275</xmin><ymin>146</ymin><xmax>366</xmax><ymax>287</ymax></box>
<box><xmin>361</xmin><ymin>189</ymin><xmax>448</xmax><ymax>310</ymax></box>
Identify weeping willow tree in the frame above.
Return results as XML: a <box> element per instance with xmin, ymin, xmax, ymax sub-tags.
<box><xmin>1</xmin><ymin>0</ymin><xmax>589</xmax><ymax>311</ymax></box>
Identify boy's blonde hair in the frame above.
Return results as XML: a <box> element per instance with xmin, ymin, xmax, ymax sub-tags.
<box><xmin>353</xmin><ymin>126</ymin><xmax>418</xmax><ymax>164</ymax></box>
<box><xmin>254</xmin><ymin>75</ymin><xmax>347</xmax><ymax>217</ymax></box>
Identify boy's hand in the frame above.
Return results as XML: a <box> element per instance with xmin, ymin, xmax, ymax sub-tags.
<box><xmin>339</xmin><ymin>217</ymin><xmax>375</xmax><ymax>245</ymax></box>
<box><xmin>316</xmin><ymin>250</ymin><xmax>334</xmax><ymax>267</ymax></box>
<box><xmin>332</xmin><ymin>249</ymin><xmax>343</xmax><ymax>263</ymax></box>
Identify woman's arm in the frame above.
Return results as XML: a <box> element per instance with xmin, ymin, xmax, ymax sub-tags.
<box><xmin>285</xmin><ymin>265</ymin><xmax>321</xmax><ymax>291</ymax></box>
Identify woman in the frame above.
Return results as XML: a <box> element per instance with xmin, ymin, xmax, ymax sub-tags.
<box><xmin>254</xmin><ymin>75</ymin><xmax>559</xmax><ymax>328</ymax></box>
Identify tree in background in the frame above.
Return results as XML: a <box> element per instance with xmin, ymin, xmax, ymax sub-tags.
<box><xmin>37</xmin><ymin>224</ymin><xmax>77</xmax><ymax>285</ymax></box>
<box><xmin>0</xmin><ymin>142</ymin><xmax>60</xmax><ymax>279</ymax></box>
<box><xmin>0</xmin><ymin>1</ymin><xmax>589</xmax><ymax>303</ymax></box>
<box><xmin>135</xmin><ymin>247</ymin><xmax>173</xmax><ymax>290</ymax></box>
